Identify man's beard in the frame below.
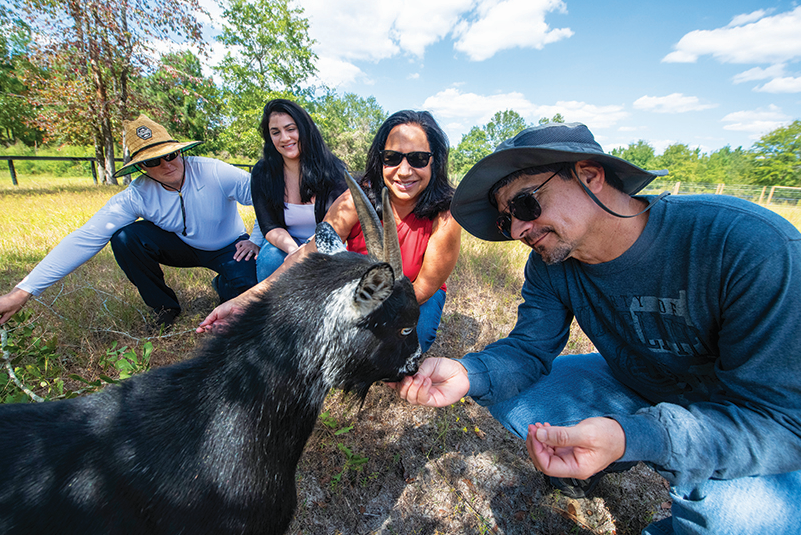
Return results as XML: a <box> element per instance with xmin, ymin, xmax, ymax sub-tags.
<box><xmin>524</xmin><ymin>229</ymin><xmax>573</xmax><ymax>265</ymax></box>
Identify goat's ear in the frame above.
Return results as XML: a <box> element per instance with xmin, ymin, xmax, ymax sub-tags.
<box><xmin>353</xmin><ymin>263</ymin><xmax>395</xmax><ymax>315</ymax></box>
<box><xmin>315</xmin><ymin>222</ymin><xmax>346</xmax><ymax>255</ymax></box>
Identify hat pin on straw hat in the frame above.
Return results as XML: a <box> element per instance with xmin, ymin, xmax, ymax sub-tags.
<box><xmin>114</xmin><ymin>115</ymin><xmax>202</xmax><ymax>177</ymax></box>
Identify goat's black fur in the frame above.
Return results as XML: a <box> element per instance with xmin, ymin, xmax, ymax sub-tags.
<box><xmin>0</xmin><ymin>249</ymin><xmax>421</xmax><ymax>535</ymax></box>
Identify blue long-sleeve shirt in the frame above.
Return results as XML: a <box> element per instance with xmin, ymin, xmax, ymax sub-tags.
<box><xmin>461</xmin><ymin>194</ymin><xmax>801</xmax><ymax>486</ymax></box>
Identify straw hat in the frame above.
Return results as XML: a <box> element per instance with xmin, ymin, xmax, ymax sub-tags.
<box><xmin>114</xmin><ymin>114</ymin><xmax>202</xmax><ymax>177</ymax></box>
<box><xmin>452</xmin><ymin>122</ymin><xmax>666</xmax><ymax>241</ymax></box>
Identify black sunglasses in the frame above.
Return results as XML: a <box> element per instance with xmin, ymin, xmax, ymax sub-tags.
<box><xmin>380</xmin><ymin>150</ymin><xmax>432</xmax><ymax>169</ymax></box>
<box><xmin>141</xmin><ymin>151</ymin><xmax>180</xmax><ymax>168</ymax></box>
<box><xmin>495</xmin><ymin>169</ymin><xmax>562</xmax><ymax>239</ymax></box>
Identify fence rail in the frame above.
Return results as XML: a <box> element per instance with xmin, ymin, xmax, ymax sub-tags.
<box><xmin>0</xmin><ymin>156</ymin><xmax>253</xmax><ymax>186</ymax></box>
<box><xmin>642</xmin><ymin>180</ymin><xmax>801</xmax><ymax>205</ymax></box>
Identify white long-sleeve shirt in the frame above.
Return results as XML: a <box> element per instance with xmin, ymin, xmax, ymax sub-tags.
<box><xmin>18</xmin><ymin>157</ymin><xmax>259</xmax><ymax>296</ymax></box>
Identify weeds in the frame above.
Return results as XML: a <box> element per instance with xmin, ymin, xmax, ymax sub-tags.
<box><xmin>319</xmin><ymin>409</ymin><xmax>371</xmax><ymax>490</ymax></box>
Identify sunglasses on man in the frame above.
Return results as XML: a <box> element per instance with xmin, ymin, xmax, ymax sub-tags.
<box><xmin>380</xmin><ymin>150</ymin><xmax>432</xmax><ymax>169</ymax></box>
<box><xmin>140</xmin><ymin>151</ymin><xmax>181</xmax><ymax>169</ymax></box>
<box><xmin>495</xmin><ymin>168</ymin><xmax>562</xmax><ymax>239</ymax></box>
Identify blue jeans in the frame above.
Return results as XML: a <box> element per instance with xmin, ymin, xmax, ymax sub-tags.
<box><xmin>486</xmin><ymin>353</ymin><xmax>801</xmax><ymax>535</ymax></box>
<box><xmin>110</xmin><ymin>221</ymin><xmax>257</xmax><ymax>312</ymax></box>
<box><xmin>418</xmin><ymin>288</ymin><xmax>445</xmax><ymax>353</ymax></box>
<box><xmin>256</xmin><ymin>241</ymin><xmax>294</xmax><ymax>282</ymax></box>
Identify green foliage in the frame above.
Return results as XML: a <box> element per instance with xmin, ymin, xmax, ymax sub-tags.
<box><xmin>99</xmin><ymin>340</ymin><xmax>153</xmax><ymax>380</ymax></box>
<box><xmin>451</xmin><ymin>109</ymin><xmax>530</xmax><ymax>178</ymax></box>
<box><xmin>308</xmin><ymin>91</ymin><xmax>386</xmax><ymax>173</ymax></box>
<box><xmin>0</xmin><ymin>142</ymin><xmax>94</xmax><ymax>175</ymax></box>
<box><xmin>140</xmin><ymin>51</ymin><xmax>223</xmax><ymax>148</ymax></box>
<box><xmin>538</xmin><ymin>113</ymin><xmax>566</xmax><ymax>125</ymax></box>
<box><xmin>748</xmin><ymin>120</ymin><xmax>801</xmax><ymax>186</ymax></box>
<box><xmin>0</xmin><ymin>18</ymin><xmax>43</xmax><ymax>146</ymax></box>
<box><xmin>611</xmin><ymin>140</ymin><xmax>658</xmax><ymax>171</ymax></box>
<box><xmin>0</xmin><ymin>310</ymin><xmax>62</xmax><ymax>402</ymax></box>
<box><xmin>318</xmin><ymin>409</ymin><xmax>369</xmax><ymax>490</ymax></box>
<box><xmin>215</xmin><ymin>0</ymin><xmax>316</xmax><ymax>158</ymax></box>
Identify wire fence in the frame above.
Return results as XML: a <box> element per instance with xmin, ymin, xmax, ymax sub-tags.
<box><xmin>641</xmin><ymin>180</ymin><xmax>801</xmax><ymax>206</ymax></box>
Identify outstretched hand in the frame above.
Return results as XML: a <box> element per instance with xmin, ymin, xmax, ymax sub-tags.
<box><xmin>196</xmin><ymin>300</ymin><xmax>246</xmax><ymax>334</ymax></box>
<box><xmin>0</xmin><ymin>288</ymin><xmax>31</xmax><ymax>326</ymax></box>
<box><xmin>386</xmin><ymin>357</ymin><xmax>470</xmax><ymax>408</ymax></box>
<box><xmin>526</xmin><ymin>418</ymin><xmax>626</xmax><ymax>481</ymax></box>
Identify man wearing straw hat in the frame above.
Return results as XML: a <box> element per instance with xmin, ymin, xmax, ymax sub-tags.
<box><xmin>393</xmin><ymin>122</ymin><xmax>801</xmax><ymax>534</ymax></box>
<box><xmin>0</xmin><ymin>115</ymin><xmax>260</xmax><ymax>329</ymax></box>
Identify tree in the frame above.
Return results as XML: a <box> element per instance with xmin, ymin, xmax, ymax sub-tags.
<box><xmin>451</xmin><ymin>110</ymin><xmax>530</xmax><ymax>178</ymax></box>
<box><xmin>538</xmin><ymin>113</ymin><xmax>565</xmax><ymax>125</ymax></box>
<box><xmin>308</xmin><ymin>91</ymin><xmax>386</xmax><ymax>172</ymax></box>
<box><xmin>611</xmin><ymin>140</ymin><xmax>658</xmax><ymax>171</ymax></box>
<box><xmin>214</xmin><ymin>0</ymin><xmax>316</xmax><ymax>157</ymax></box>
<box><xmin>17</xmin><ymin>0</ymin><xmax>206</xmax><ymax>184</ymax></box>
<box><xmin>748</xmin><ymin>120</ymin><xmax>801</xmax><ymax>186</ymax></box>
<box><xmin>702</xmin><ymin>146</ymin><xmax>751</xmax><ymax>185</ymax></box>
<box><xmin>141</xmin><ymin>50</ymin><xmax>223</xmax><ymax>147</ymax></box>
<box><xmin>654</xmin><ymin>143</ymin><xmax>702</xmax><ymax>183</ymax></box>
<box><xmin>0</xmin><ymin>19</ymin><xmax>42</xmax><ymax>146</ymax></box>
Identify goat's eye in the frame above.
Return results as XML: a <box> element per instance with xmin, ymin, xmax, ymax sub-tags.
<box><xmin>400</xmin><ymin>327</ymin><xmax>413</xmax><ymax>336</ymax></box>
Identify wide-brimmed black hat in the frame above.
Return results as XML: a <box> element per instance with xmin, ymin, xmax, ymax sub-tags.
<box><xmin>452</xmin><ymin>122</ymin><xmax>665</xmax><ymax>241</ymax></box>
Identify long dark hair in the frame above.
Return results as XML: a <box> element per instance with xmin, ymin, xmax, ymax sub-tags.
<box><xmin>363</xmin><ymin>110</ymin><xmax>453</xmax><ymax>221</ymax></box>
<box><xmin>254</xmin><ymin>99</ymin><xmax>344</xmax><ymax>218</ymax></box>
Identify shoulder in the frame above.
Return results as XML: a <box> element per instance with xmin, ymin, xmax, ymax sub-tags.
<box><xmin>658</xmin><ymin>194</ymin><xmax>800</xmax><ymax>243</ymax></box>
<box><xmin>185</xmin><ymin>156</ymin><xmax>249</xmax><ymax>180</ymax></box>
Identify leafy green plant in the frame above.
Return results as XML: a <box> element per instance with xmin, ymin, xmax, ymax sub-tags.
<box><xmin>99</xmin><ymin>341</ymin><xmax>153</xmax><ymax>380</ymax></box>
<box><xmin>0</xmin><ymin>310</ymin><xmax>63</xmax><ymax>402</ymax></box>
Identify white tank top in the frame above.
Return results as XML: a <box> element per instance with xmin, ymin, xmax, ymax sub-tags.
<box><xmin>284</xmin><ymin>203</ymin><xmax>316</xmax><ymax>241</ymax></box>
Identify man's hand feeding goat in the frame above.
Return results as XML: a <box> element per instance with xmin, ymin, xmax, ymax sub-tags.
<box><xmin>0</xmin><ymin>174</ymin><xmax>422</xmax><ymax>535</ymax></box>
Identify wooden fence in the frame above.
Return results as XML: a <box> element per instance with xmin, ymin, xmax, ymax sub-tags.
<box><xmin>0</xmin><ymin>156</ymin><xmax>253</xmax><ymax>186</ymax></box>
<box><xmin>641</xmin><ymin>180</ymin><xmax>801</xmax><ymax>205</ymax></box>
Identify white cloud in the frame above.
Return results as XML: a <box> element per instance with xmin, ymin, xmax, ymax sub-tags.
<box><xmin>732</xmin><ymin>64</ymin><xmax>786</xmax><ymax>84</ymax></box>
<box><xmin>755</xmin><ymin>76</ymin><xmax>801</xmax><ymax>93</ymax></box>
<box><xmin>299</xmin><ymin>0</ymin><xmax>470</xmax><ymax>61</ymax></box>
<box><xmin>721</xmin><ymin>105</ymin><xmax>791</xmax><ymax>137</ymax></box>
<box><xmin>312</xmin><ymin>55</ymin><xmax>369</xmax><ymax>88</ymax></box>
<box><xmin>421</xmin><ymin>87</ymin><xmax>627</xmax><ymax>143</ymax></box>
<box><xmin>663</xmin><ymin>6</ymin><xmax>801</xmax><ymax>64</ymax></box>
<box><xmin>453</xmin><ymin>0</ymin><xmax>573</xmax><ymax>61</ymax></box>
<box><xmin>633</xmin><ymin>93</ymin><xmax>717</xmax><ymax>114</ymax></box>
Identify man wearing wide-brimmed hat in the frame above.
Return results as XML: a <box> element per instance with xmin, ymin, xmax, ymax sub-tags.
<box><xmin>0</xmin><ymin>115</ymin><xmax>260</xmax><ymax>329</ymax></box>
<box><xmin>393</xmin><ymin>122</ymin><xmax>801</xmax><ymax>534</ymax></box>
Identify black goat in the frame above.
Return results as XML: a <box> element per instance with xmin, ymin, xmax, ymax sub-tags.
<box><xmin>0</xmin><ymin>175</ymin><xmax>422</xmax><ymax>535</ymax></box>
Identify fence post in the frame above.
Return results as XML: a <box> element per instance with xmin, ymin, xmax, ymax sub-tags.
<box><xmin>715</xmin><ymin>183</ymin><xmax>725</xmax><ymax>195</ymax></box>
<box><xmin>767</xmin><ymin>186</ymin><xmax>776</xmax><ymax>205</ymax></box>
<box><xmin>90</xmin><ymin>160</ymin><xmax>98</xmax><ymax>185</ymax></box>
<box><xmin>672</xmin><ymin>181</ymin><xmax>681</xmax><ymax>195</ymax></box>
<box><xmin>758</xmin><ymin>186</ymin><xmax>766</xmax><ymax>204</ymax></box>
<box><xmin>7</xmin><ymin>160</ymin><xmax>18</xmax><ymax>186</ymax></box>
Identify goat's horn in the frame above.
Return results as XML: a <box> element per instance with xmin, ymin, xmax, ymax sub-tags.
<box><xmin>382</xmin><ymin>187</ymin><xmax>403</xmax><ymax>276</ymax></box>
<box><xmin>344</xmin><ymin>171</ymin><xmax>383</xmax><ymax>259</ymax></box>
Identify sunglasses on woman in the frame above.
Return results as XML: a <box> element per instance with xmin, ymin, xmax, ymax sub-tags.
<box><xmin>380</xmin><ymin>150</ymin><xmax>432</xmax><ymax>169</ymax></box>
<box><xmin>141</xmin><ymin>151</ymin><xmax>180</xmax><ymax>168</ymax></box>
<box><xmin>495</xmin><ymin>168</ymin><xmax>562</xmax><ymax>238</ymax></box>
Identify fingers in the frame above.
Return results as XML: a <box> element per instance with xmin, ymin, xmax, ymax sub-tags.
<box><xmin>233</xmin><ymin>242</ymin><xmax>259</xmax><ymax>262</ymax></box>
<box><xmin>396</xmin><ymin>373</ymin><xmax>433</xmax><ymax>405</ymax></box>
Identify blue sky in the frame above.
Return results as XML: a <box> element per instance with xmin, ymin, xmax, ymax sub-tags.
<box><xmin>197</xmin><ymin>0</ymin><xmax>801</xmax><ymax>154</ymax></box>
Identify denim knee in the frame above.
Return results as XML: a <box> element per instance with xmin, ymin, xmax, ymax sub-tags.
<box><xmin>256</xmin><ymin>242</ymin><xmax>289</xmax><ymax>282</ymax></box>
<box><xmin>417</xmin><ymin>288</ymin><xmax>445</xmax><ymax>353</ymax></box>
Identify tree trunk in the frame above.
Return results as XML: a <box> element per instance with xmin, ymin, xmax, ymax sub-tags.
<box><xmin>93</xmin><ymin>130</ymin><xmax>106</xmax><ymax>185</ymax></box>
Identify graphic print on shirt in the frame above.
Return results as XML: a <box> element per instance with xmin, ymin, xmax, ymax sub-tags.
<box><xmin>574</xmin><ymin>290</ymin><xmax>718</xmax><ymax>405</ymax></box>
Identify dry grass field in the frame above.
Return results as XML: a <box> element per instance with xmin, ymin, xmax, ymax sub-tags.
<box><xmin>2</xmin><ymin>176</ymin><xmax>799</xmax><ymax>534</ymax></box>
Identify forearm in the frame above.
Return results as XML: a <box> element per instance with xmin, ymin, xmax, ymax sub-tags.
<box><xmin>264</xmin><ymin>228</ymin><xmax>300</xmax><ymax>254</ymax></box>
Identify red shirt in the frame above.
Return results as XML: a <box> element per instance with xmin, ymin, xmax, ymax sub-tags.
<box><xmin>346</xmin><ymin>212</ymin><xmax>446</xmax><ymax>291</ymax></box>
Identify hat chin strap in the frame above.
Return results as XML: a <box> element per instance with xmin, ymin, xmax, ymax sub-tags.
<box><xmin>572</xmin><ymin>163</ymin><xmax>669</xmax><ymax>219</ymax></box>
